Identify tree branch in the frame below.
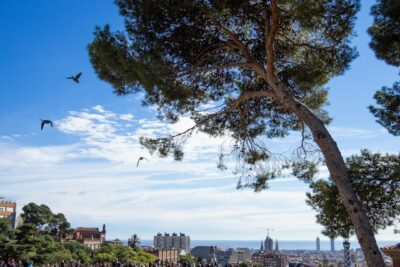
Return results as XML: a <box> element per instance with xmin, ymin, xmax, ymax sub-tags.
<box><xmin>193</xmin><ymin>43</ymin><xmax>242</xmax><ymax>67</ymax></box>
<box><xmin>266</xmin><ymin>0</ymin><xmax>279</xmax><ymax>78</ymax></box>
<box><xmin>214</xmin><ymin>22</ymin><xmax>253</xmax><ymax>61</ymax></box>
<box><xmin>213</xmin><ymin>21</ymin><xmax>267</xmax><ymax>78</ymax></box>
<box><xmin>167</xmin><ymin>90</ymin><xmax>276</xmax><ymax>139</ymax></box>
<box><xmin>177</xmin><ymin>63</ymin><xmax>251</xmax><ymax>78</ymax></box>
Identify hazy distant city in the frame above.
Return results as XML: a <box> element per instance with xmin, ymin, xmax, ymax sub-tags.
<box><xmin>0</xmin><ymin>200</ymin><xmax>397</xmax><ymax>267</ymax></box>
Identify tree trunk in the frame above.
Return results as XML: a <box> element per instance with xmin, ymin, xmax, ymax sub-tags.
<box><xmin>267</xmin><ymin>76</ymin><xmax>386</xmax><ymax>267</ymax></box>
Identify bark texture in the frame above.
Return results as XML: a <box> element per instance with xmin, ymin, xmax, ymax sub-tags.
<box><xmin>267</xmin><ymin>76</ymin><xmax>386</xmax><ymax>267</ymax></box>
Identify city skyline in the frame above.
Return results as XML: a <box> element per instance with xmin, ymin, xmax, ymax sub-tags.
<box><xmin>0</xmin><ymin>0</ymin><xmax>399</xmax><ymax>242</ymax></box>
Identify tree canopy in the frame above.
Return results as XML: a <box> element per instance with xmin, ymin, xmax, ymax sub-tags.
<box><xmin>306</xmin><ymin>150</ymin><xmax>400</xmax><ymax>238</ymax></box>
<box><xmin>368</xmin><ymin>0</ymin><xmax>400</xmax><ymax>67</ymax></box>
<box><xmin>95</xmin><ymin>244</ymin><xmax>157</xmax><ymax>264</ymax></box>
<box><xmin>21</xmin><ymin>202</ymin><xmax>71</xmax><ymax>236</ymax></box>
<box><xmin>368</xmin><ymin>0</ymin><xmax>400</xmax><ymax>136</ymax></box>
<box><xmin>0</xmin><ymin>203</ymin><xmax>157</xmax><ymax>265</ymax></box>
<box><xmin>89</xmin><ymin>0</ymin><xmax>358</xmax><ymax>186</ymax></box>
<box><xmin>369</xmin><ymin>82</ymin><xmax>400</xmax><ymax>136</ymax></box>
<box><xmin>88</xmin><ymin>1</ymin><xmax>389</xmax><ymax>266</ymax></box>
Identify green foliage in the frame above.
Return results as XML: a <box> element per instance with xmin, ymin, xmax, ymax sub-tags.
<box><xmin>88</xmin><ymin>0</ymin><xmax>359</xmax><ymax>187</ymax></box>
<box><xmin>306</xmin><ymin>150</ymin><xmax>400</xmax><ymax>238</ymax></box>
<box><xmin>0</xmin><ymin>203</ymin><xmax>90</xmax><ymax>264</ymax></box>
<box><xmin>21</xmin><ymin>203</ymin><xmax>71</xmax><ymax>236</ymax></box>
<box><xmin>368</xmin><ymin>0</ymin><xmax>400</xmax><ymax>67</ymax></box>
<box><xmin>369</xmin><ymin>81</ymin><xmax>400</xmax><ymax>136</ymax></box>
<box><xmin>62</xmin><ymin>241</ymin><xmax>93</xmax><ymax>264</ymax></box>
<box><xmin>21</xmin><ymin>203</ymin><xmax>53</xmax><ymax>229</ymax></box>
<box><xmin>368</xmin><ymin>0</ymin><xmax>400</xmax><ymax>136</ymax></box>
<box><xmin>0</xmin><ymin>218</ymin><xmax>18</xmax><ymax>261</ymax></box>
<box><xmin>179</xmin><ymin>254</ymin><xmax>196</xmax><ymax>265</ymax></box>
<box><xmin>289</xmin><ymin>160</ymin><xmax>319</xmax><ymax>183</ymax></box>
<box><xmin>95</xmin><ymin>244</ymin><xmax>157</xmax><ymax>264</ymax></box>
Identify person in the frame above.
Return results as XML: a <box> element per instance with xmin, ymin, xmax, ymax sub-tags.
<box><xmin>8</xmin><ymin>259</ymin><xmax>16</xmax><ymax>267</ymax></box>
<box><xmin>25</xmin><ymin>260</ymin><xmax>33</xmax><ymax>267</ymax></box>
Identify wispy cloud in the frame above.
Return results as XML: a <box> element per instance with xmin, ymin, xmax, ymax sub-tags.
<box><xmin>328</xmin><ymin>126</ymin><xmax>377</xmax><ymax>139</ymax></box>
<box><xmin>0</xmin><ymin>105</ymin><xmax>397</xmax><ymax>240</ymax></box>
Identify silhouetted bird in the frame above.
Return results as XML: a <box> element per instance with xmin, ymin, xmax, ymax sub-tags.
<box><xmin>136</xmin><ymin>156</ymin><xmax>149</xmax><ymax>167</ymax></box>
<box><xmin>40</xmin><ymin>119</ymin><xmax>53</xmax><ymax>130</ymax></box>
<box><xmin>66</xmin><ymin>72</ymin><xmax>82</xmax><ymax>83</ymax></box>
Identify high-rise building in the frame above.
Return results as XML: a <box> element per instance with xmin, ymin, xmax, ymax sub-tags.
<box><xmin>154</xmin><ymin>232</ymin><xmax>190</xmax><ymax>252</ymax></box>
<box><xmin>330</xmin><ymin>237</ymin><xmax>335</xmax><ymax>252</ymax></box>
<box><xmin>343</xmin><ymin>240</ymin><xmax>351</xmax><ymax>267</ymax></box>
<box><xmin>0</xmin><ymin>201</ymin><xmax>17</xmax><ymax>228</ymax></box>
<box><xmin>275</xmin><ymin>240</ymin><xmax>279</xmax><ymax>252</ymax></box>
<box><xmin>316</xmin><ymin>237</ymin><xmax>321</xmax><ymax>252</ymax></box>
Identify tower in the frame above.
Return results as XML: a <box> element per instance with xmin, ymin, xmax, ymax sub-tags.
<box><xmin>260</xmin><ymin>240</ymin><xmax>264</xmax><ymax>252</ymax></box>
<box><xmin>208</xmin><ymin>246</ymin><xmax>217</xmax><ymax>264</ymax></box>
<box><xmin>343</xmin><ymin>240</ymin><xmax>351</xmax><ymax>267</ymax></box>
<box><xmin>316</xmin><ymin>237</ymin><xmax>320</xmax><ymax>252</ymax></box>
<box><xmin>264</xmin><ymin>235</ymin><xmax>273</xmax><ymax>253</ymax></box>
<box><xmin>330</xmin><ymin>237</ymin><xmax>335</xmax><ymax>252</ymax></box>
<box><xmin>275</xmin><ymin>239</ymin><xmax>279</xmax><ymax>252</ymax></box>
<box><xmin>100</xmin><ymin>224</ymin><xmax>106</xmax><ymax>242</ymax></box>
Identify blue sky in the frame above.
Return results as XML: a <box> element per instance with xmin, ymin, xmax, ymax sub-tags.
<box><xmin>0</xmin><ymin>1</ymin><xmax>399</xmax><ymax>241</ymax></box>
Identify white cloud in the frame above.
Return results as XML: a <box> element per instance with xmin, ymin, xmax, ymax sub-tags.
<box><xmin>1</xmin><ymin>105</ymin><xmax>397</xmax><ymax>241</ymax></box>
<box><xmin>328</xmin><ymin>126</ymin><xmax>377</xmax><ymax>139</ymax></box>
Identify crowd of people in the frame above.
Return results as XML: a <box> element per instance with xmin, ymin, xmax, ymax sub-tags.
<box><xmin>0</xmin><ymin>259</ymin><xmax>226</xmax><ymax>267</ymax></box>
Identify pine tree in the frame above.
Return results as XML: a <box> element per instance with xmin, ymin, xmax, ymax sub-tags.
<box><xmin>306</xmin><ymin>150</ymin><xmax>400</xmax><ymax>238</ymax></box>
<box><xmin>88</xmin><ymin>1</ymin><xmax>385</xmax><ymax>265</ymax></box>
<box><xmin>368</xmin><ymin>0</ymin><xmax>400</xmax><ymax>136</ymax></box>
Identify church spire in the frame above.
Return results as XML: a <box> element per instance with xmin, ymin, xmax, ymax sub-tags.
<box><xmin>260</xmin><ymin>240</ymin><xmax>264</xmax><ymax>252</ymax></box>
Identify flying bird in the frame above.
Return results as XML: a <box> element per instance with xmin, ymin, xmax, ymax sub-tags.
<box><xmin>136</xmin><ymin>156</ymin><xmax>149</xmax><ymax>167</ymax></box>
<box><xmin>66</xmin><ymin>72</ymin><xmax>82</xmax><ymax>83</ymax></box>
<box><xmin>40</xmin><ymin>119</ymin><xmax>53</xmax><ymax>130</ymax></box>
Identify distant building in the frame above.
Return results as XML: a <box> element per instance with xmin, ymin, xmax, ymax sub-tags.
<box><xmin>154</xmin><ymin>232</ymin><xmax>190</xmax><ymax>252</ymax></box>
<box><xmin>62</xmin><ymin>224</ymin><xmax>106</xmax><ymax>250</ymax></box>
<box><xmin>275</xmin><ymin>240</ymin><xmax>279</xmax><ymax>252</ymax></box>
<box><xmin>316</xmin><ymin>237</ymin><xmax>320</xmax><ymax>252</ymax></box>
<box><xmin>236</xmin><ymin>247</ymin><xmax>251</xmax><ymax>263</ymax></box>
<box><xmin>191</xmin><ymin>246</ymin><xmax>214</xmax><ymax>260</ymax></box>
<box><xmin>251</xmin><ymin>251</ymin><xmax>265</xmax><ymax>265</ymax></box>
<box><xmin>264</xmin><ymin>253</ymin><xmax>285</xmax><ymax>267</ymax></box>
<box><xmin>143</xmin><ymin>247</ymin><xmax>179</xmax><ymax>264</ymax></box>
<box><xmin>330</xmin><ymin>237</ymin><xmax>335</xmax><ymax>252</ymax></box>
<box><xmin>0</xmin><ymin>201</ymin><xmax>17</xmax><ymax>228</ymax></box>
<box><xmin>216</xmin><ymin>249</ymin><xmax>238</xmax><ymax>266</ymax></box>
<box><xmin>382</xmin><ymin>243</ymin><xmax>400</xmax><ymax>267</ymax></box>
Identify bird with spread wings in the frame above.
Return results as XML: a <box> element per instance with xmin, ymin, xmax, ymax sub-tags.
<box><xmin>137</xmin><ymin>156</ymin><xmax>149</xmax><ymax>167</ymax></box>
<box><xmin>40</xmin><ymin>119</ymin><xmax>53</xmax><ymax>130</ymax></box>
<box><xmin>66</xmin><ymin>72</ymin><xmax>82</xmax><ymax>83</ymax></box>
